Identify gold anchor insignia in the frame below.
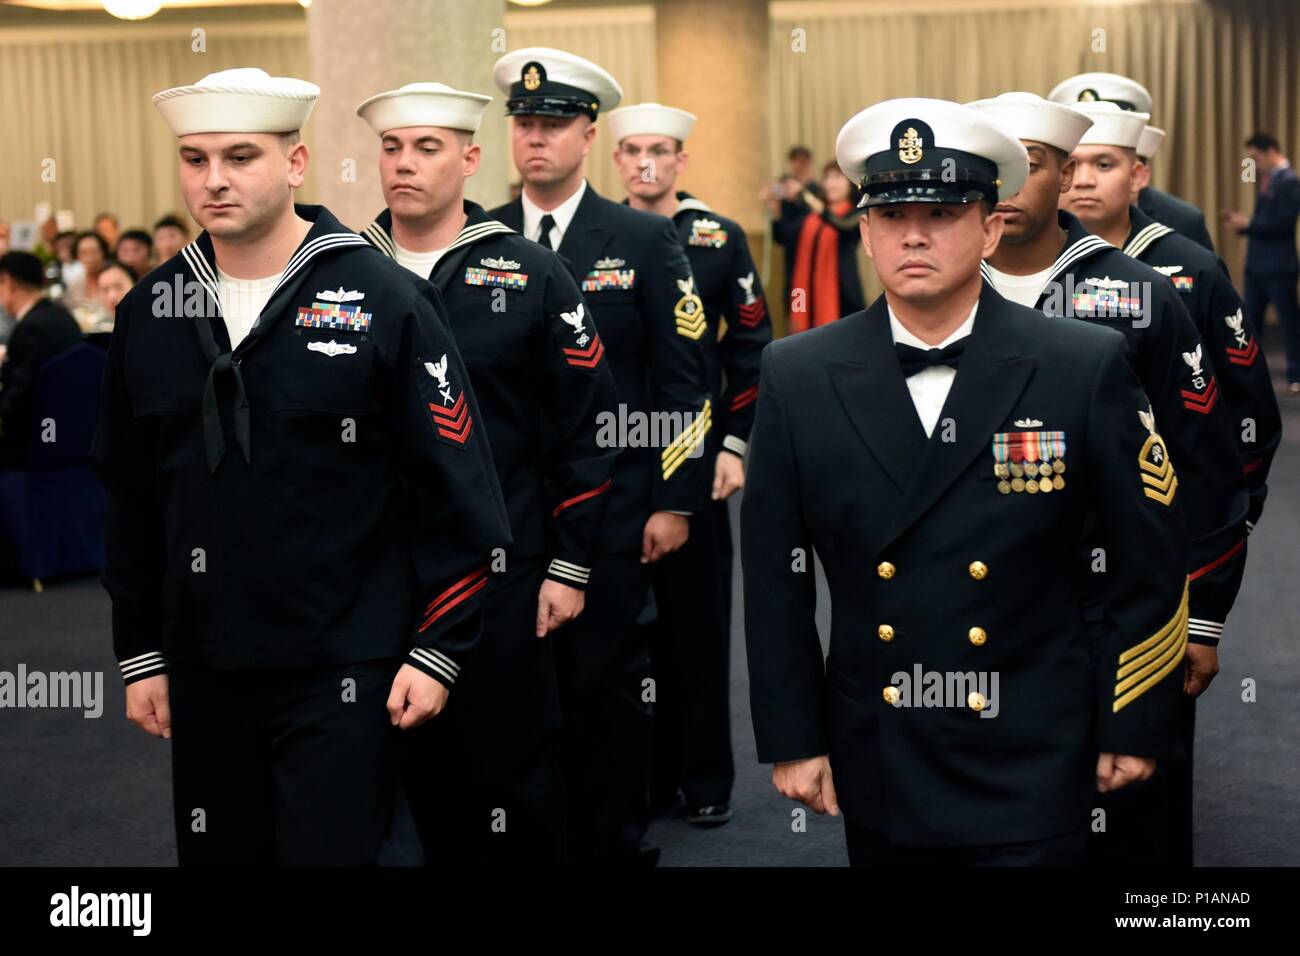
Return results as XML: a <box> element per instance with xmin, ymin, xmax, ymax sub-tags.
<box><xmin>898</xmin><ymin>126</ymin><xmax>923</xmax><ymax>164</ymax></box>
<box><xmin>523</xmin><ymin>65</ymin><xmax>542</xmax><ymax>91</ymax></box>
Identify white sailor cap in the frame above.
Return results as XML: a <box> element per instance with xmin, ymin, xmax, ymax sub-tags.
<box><xmin>356</xmin><ymin>82</ymin><xmax>492</xmax><ymax>136</ymax></box>
<box><xmin>1047</xmin><ymin>72</ymin><xmax>1153</xmax><ymax>115</ymax></box>
<box><xmin>1073</xmin><ymin>101</ymin><xmax>1150</xmax><ymax>149</ymax></box>
<box><xmin>492</xmin><ymin>47</ymin><xmax>622</xmax><ymax>119</ymax></box>
<box><xmin>1137</xmin><ymin>125</ymin><xmax>1166</xmax><ymax>161</ymax></box>
<box><xmin>835</xmin><ymin>97</ymin><xmax>1028</xmax><ymax>209</ymax></box>
<box><xmin>604</xmin><ymin>102</ymin><xmax>697</xmax><ymax>144</ymax></box>
<box><xmin>965</xmin><ymin>92</ymin><xmax>1094</xmax><ymax>155</ymax></box>
<box><xmin>153</xmin><ymin>68</ymin><xmax>318</xmax><ymax>137</ymax></box>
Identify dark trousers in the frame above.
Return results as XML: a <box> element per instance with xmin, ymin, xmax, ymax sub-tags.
<box><xmin>168</xmin><ymin>659</ymin><xmax>401</xmax><ymax>866</ymax></box>
<box><xmin>650</xmin><ymin>499</ymin><xmax>735</xmax><ymax>808</ymax></box>
<box><xmin>1243</xmin><ymin>272</ymin><xmax>1300</xmax><ymax>381</ymax></box>
<box><xmin>553</xmin><ymin>551</ymin><xmax>656</xmax><ymax>865</ymax></box>
<box><xmin>1088</xmin><ymin>693</ymin><xmax>1195</xmax><ymax>867</ymax></box>
<box><xmin>401</xmin><ymin>558</ymin><xmax>565</xmax><ymax>866</ymax></box>
<box><xmin>846</xmin><ymin>818</ymin><xmax>1088</xmax><ymax>866</ymax></box>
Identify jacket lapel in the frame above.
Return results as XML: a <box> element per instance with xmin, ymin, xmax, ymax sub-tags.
<box><xmin>880</xmin><ymin>284</ymin><xmax>1036</xmax><ymax>550</ymax></box>
<box><xmin>827</xmin><ymin>296</ymin><xmax>929</xmax><ymax>493</ymax></box>
<box><xmin>556</xmin><ymin>185</ymin><xmax>614</xmax><ymax>273</ymax></box>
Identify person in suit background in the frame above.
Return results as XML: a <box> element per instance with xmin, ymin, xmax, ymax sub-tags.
<box><xmin>1224</xmin><ymin>133</ymin><xmax>1300</xmax><ymax>391</ymax></box>
<box><xmin>743</xmin><ymin>98</ymin><xmax>1191</xmax><ymax>866</ymax></box>
<box><xmin>0</xmin><ymin>251</ymin><xmax>83</xmax><ymax>468</ymax></box>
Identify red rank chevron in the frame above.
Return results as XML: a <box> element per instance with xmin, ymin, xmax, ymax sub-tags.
<box><xmin>562</xmin><ymin>337</ymin><xmax>605</xmax><ymax>369</ymax></box>
<box><xmin>1243</xmin><ymin>457</ymin><xmax>1264</xmax><ymax>475</ymax></box>
<box><xmin>730</xmin><ymin>384</ymin><xmax>759</xmax><ymax>412</ymax></box>
<box><xmin>738</xmin><ymin>300</ymin><xmax>766</xmax><ymax>328</ymax></box>
<box><xmin>419</xmin><ymin>563</ymin><xmax>490</xmax><ymax>633</ymax></box>
<box><xmin>428</xmin><ymin>392</ymin><xmax>473</xmax><ymax>444</ymax></box>
<box><xmin>1181</xmin><ymin>376</ymin><xmax>1220</xmax><ymax>414</ymax></box>
<box><xmin>1226</xmin><ymin>339</ymin><xmax>1260</xmax><ymax>367</ymax></box>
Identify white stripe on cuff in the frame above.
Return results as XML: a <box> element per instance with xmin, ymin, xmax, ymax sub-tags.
<box><xmin>409</xmin><ymin>647</ymin><xmax>459</xmax><ymax>684</ymax></box>
<box><xmin>722</xmin><ymin>435</ymin><xmax>748</xmax><ymax>457</ymax></box>
<box><xmin>120</xmin><ymin>652</ymin><xmax>166</xmax><ymax>680</ymax></box>
<box><xmin>548</xmin><ymin>558</ymin><xmax>590</xmax><ymax>585</ymax></box>
<box><xmin>1187</xmin><ymin>618</ymin><xmax>1224</xmax><ymax>638</ymax></box>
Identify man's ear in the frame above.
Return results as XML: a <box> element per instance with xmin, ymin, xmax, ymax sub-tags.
<box><xmin>859</xmin><ymin>212</ymin><xmax>874</xmax><ymax>260</ymax></box>
<box><xmin>1059</xmin><ymin>156</ymin><xmax>1077</xmax><ymax>193</ymax></box>
<box><xmin>677</xmin><ymin>149</ymin><xmax>690</xmax><ymax>176</ymax></box>
<box><xmin>981</xmin><ymin>207</ymin><xmax>1005</xmax><ymax>259</ymax></box>
<box><xmin>287</xmin><ymin>142</ymin><xmax>309</xmax><ymax>188</ymax></box>
<box><xmin>1134</xmin><ymin>159</ymin><xmax>1151</xmax><ymax>191</ymax></box>
<box><xmin>463</xmin><ymin>143</ymin><xmax>481</xmax><ymax>178</ymax></box>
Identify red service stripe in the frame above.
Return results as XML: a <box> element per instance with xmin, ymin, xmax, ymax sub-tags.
<box><xmin>552</xmin><ymin>478</ymin><xmax>614</xmax><ymax>517</ymax></box>
<box><xmin>565</xmin><ymin>342</ymin><xmax>605</xmax><ymax>368</ymax></box>
<box><xmin>418</xmin><ymin>575</ymin><xmax>490</xmax><ymax>633</ymax></box>
<box><xmin>1189</xmin><ymin>539</ymin><xmax>1246</xmax><ymax>582</ymax></box>
<box><xmin>423</xmin><ymin>564</ymin><xmax>489</xmax><ymax>616</ymax></box>
<box><xmin>1243</xmin><ymin>458</ymin><xmax>1264</xmax><ymax>475</ymax></box>
<box><xmin>429</xmin><ymin>393</ymin><xmax>466</xmax><ymax>422</ymax></box>
<box><xmin>730</xmin><ymin>386</ymin><xmax>759</xmax><ymax>411</ymax></box>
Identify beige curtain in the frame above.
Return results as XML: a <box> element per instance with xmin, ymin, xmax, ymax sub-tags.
<box><xmin>769</xmin><ymin>0</ymin><xmax>1300</xmax><ymax>286</ymax></box>
<box><xmin>0</xmin><ymin>18</ymin><xmax>309</xmax><ymax>236</ymax></box>
<box><xmin>503</xmin><ymin>4</ymin><xmax>658</xmax><ymax>200</ymax></box>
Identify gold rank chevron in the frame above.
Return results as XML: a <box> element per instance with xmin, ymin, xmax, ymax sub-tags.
<box><xmin>661</xmin><ymin>400</ymin><xmax>713</xmax><ymax>479</ymax></box>
<box><xmin>676</xmin><ymin>309</ymin><xmax>708</xmax><ymax>340</ymax></box>
<box><xmin>1113</xmin><ymin>580</ymin><xmax>1189</xmax><ymax>713</ymax></box>
<box><xmin>1139</xmin><ymin>432</ymin><xmax>1178</xmax><ymax>505</ymax></box>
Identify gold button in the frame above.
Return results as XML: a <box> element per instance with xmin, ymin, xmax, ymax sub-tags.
<box><xmin>877</xmin><ymin>561</ymin><xmax>895</xmax><ymax>580</ymax></box>
<box><xmin>877</xmin><ymin>624</ymin><xmax>895</xmax><ymax>642</ymax></box>
<box><xmin>968</xmin><ymin>691</ymin><xmax>987</xmax><ymax>712</ymax></box>
<box><xmin>968</xmin><ymin>561</ymin><xmax>988</xmax><ymax>580</ymax></box>
<box><xmin>968</xmin><ymin>626</ymin><xmax>987</xmax><ymax>646</ymax></box>
<box><xmin>883</xmin><ymin>685</ymin><xmax>901</xmax><ymax>705</ymax></box>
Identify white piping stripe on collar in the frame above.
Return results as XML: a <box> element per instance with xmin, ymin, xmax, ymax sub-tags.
<box><xmin>272</xmin><ymin>233</ymin><xmax>369</xmax><ymax>299</ymax></box>
<box><xmin>676</xmin><ymin>197</ymin><xmax>713</xmax><ymax>215</ymax></box>
<box><xmin>1044</xmin><ymin>235</ymin><xmax>1114</xmax><ymax>290</ymax></box>
<box><xmin>1123</xmin><ymin>221</ymin><xmax>1174</xmax><ymax>260</ymax></box>
<box><xmin>181</xmin><ymin>243</ymin><xmax>221</xmax><ymax>312</ymax></box>
<box><xmin>446</xmin><ymin>220</ymin><xmax>514</xmax><ymax>253</ymax></box>
<box><xmin>362</xmin><ymin>222</ymin><xmax>396</xmax><ymax>257</ymax></box>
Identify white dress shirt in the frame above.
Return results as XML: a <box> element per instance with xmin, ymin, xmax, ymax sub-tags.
<box><xmin>888</xmin><ymin>301</ymin><xmax>978</xmax><ymax>438</ymax></box>
<box><xmin>521</xmin><ymin>179</ymin><xmax>588</xmax><ymax>250</ymax></box>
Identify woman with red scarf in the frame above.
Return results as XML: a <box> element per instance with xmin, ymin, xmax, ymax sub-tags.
<box><xmin>787</xmin><ymin>162</ymin><xmax>866</xmax><ymax>332</ymax></box>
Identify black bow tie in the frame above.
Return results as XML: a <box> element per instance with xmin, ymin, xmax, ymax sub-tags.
<box><xmin>894</xmin><ymin>337</ymin><xmax>969</xmax><ymax>377</ymax></box>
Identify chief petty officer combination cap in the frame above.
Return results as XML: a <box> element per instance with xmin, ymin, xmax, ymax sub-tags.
<box><xmin>604</xmin><ymin>102</ymin><xmax>697</xmax><ymax>144</ymax></box>
<box><xmin>356</xmin><ymin>82</ymin><xmax>492</xmax><ymax>135</ymax></box>
<box><xmin>492</xmin><ymin>47</ymin><xmax>623</xmax><ymax>120</ymax></box>
<box><xmin>153</xmin><ymin>67</ymin><xmax>319</xmax><ymax>135</ymax></box>
<box><xmin>964</xmin><ymin>92</ymin><xmax>1095</xmax><ymax>155</ymax></box>
<box><xmin>1072</xmin><ymin>101</ymin><xmax>1150</xmax><ymax>149</ymax></box>
<box><xmin>1047</xmin><ymin>71</ymin><xmax>1153</xmax><ymax>115</ymax></box>
<box><xmin>835</xmin><ymin>97</ymin><xmax>1029</xmax><ymax>209</ymax></box>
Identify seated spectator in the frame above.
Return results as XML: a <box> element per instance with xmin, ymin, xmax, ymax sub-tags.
<box><xmin>68</xmin><ymin>231</ymin><xmax>109</xmax><ymax>304</ymax></box>
<box><xmin>152</xmin><ymin>214</ymin><xmax>189</xmax><ymax>263</ymax></box>
<box><xmin>94</xmin><ymin>260</ymin><xmax>137</xmax><ymax>316</ymax></box>
<box><xmin>53</xmin><ymin>230</ymin><xmax>78</xmax><ymax>266</ymax></box>
<box><xmin>114</xmin><ymin>229</ymin><xmax>153</xmax><ymax>276</ymax></box>
<box><xmin>0</xmin><ymin>252</ymin><xmax>83</xmax><ymax>468</ymax></box>
<box><xmin>786</xmin><ymin>161</ymin><xmax>865</xmax><ymax>333</ymax></box>
<box><xmin>93</xmin><ymin>212</ymin><xmax>120</xmax><ymax>251</ymax></box>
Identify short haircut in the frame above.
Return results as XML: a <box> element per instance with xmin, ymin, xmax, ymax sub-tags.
<box><xmin>153</xmin><ymin>214</ymin><xmax>189</xmax><ymax>236</ymax></box>
<box><xmin>100</xmin><ymin>258</ymin><xmax>139</xmax><ymax>283</ymax></box>
<box><xmin>74</xmin><ymin>231</ymin><xmax>109</xmax><ymax>258</ymax></box>
<box><xmin>788</xmin><ymin>145</ymin><xmax>812</xmax><ymax>162</ymax></box>
<box><xmin>1246</xmin><ymin>132</ymin><xmax>1280</xmax><ymax>152</ymax></box>
<box><xmin>0</xmin><ymin>251</ymin><xmax>45</xmax><ymax>289</ymax></box>
<box><xmin>279</xmin><ymin>130</ymin><xmax>301</xmax><ymax>150</ymax></box>
<box><xmin>118</xmin><ymin>229</ymin><xmax>152</xmax><ymax>250</ymax></box>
